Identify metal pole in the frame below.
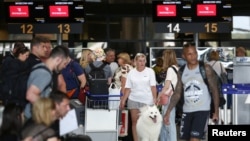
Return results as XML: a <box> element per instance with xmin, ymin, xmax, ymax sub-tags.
<box><xmin>233</xmin><ymin>94</ymin><xmax>238</xmax><ymax>124</ymax></box>
<box><xmin>57</xmin><ymin>34</ymin><xmax>62</xmax><ymax>45</ymax></box>
<box><xmin>194</xmin><ymin>33</ymin><xmax>199</xmax><ymax>47</ymax></box>
<box><xmin>223</xmin><ymin>94</ymin><xmax>228</xmax><ymax>124</ymax></box>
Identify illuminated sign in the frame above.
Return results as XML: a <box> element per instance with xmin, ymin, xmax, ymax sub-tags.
<box><xmin>9</xmin><ymin>5</ymin><xmax>29</xmax><ymax>17</ymax></box>
<box><xmin>197</xmin><ymin>4</ymin><xmax>216</xmax><ymax>16</ymax></box>
<box><xmin>157</xmin><ymin>5</ymin><xmax>176</xmax><ymax>17</ymax></box>
<box><xmin>152</xmin><ymin>0</ymin><xmax>232</xmax><ymax>23</ymax></box>
<box><xmin>153</xmin><ymin>0</ymin><xmax>232</xmax><ymax>33</ymax></box>
<box><xmin>49</xmin><ymin>6</ymin><xmax>69</xmax><ymax>17</ymax></box>
<box><xmin>4</xmin><ymin>1</ymin><xmax>84</xmax><ymax>23</ymax></box>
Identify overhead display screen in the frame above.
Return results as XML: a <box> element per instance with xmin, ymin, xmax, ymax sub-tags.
<box><xmin>152</xmin><ymin>0</ymin><xmax>232</xmax><ymax>23</ymax></box>
<box><xmin>197</xmin><ymin>4</ymin><xmax>217</xmax><ymax>16</ymax></box>
<box><xmin>49</xmin><ymin>5</ymin><xmax>69</xmax><ymax>18</ymax></box>
<box><xmin>192</xmin><ymin>0</ymin><xmax>232</xmax><ymax>22</ymax></box>
<box><xmin>4</xmin><ymin>1</ymin><xmax>84</xmax><ymax>23</ymax></box>
<box><xmin>156</xmin><ymin>4</ymin><xmax>177</xmax><ymax>17</ymax></box>
<box><xmin>152</xmin><ymin>1</ymin><xmax>192</xmax><ymax>22</ymax></box>
<box><xmin>152</xmin><ymin>0</ymin><xmax>232</xmax><ymax>33</ymax></box>
<box><xmin>9</xmin><ymin>5</ymin><xmax>29</xmax><ymax>18</ymax></box>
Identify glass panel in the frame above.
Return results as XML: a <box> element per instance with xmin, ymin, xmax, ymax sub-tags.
<box><xmin>0</xmin><ymin>43</ymin><xmax>12</xmax><ymax>58</ymax></box>
<box><xmin>232</xmin><ymin>16</ymin><xmax>250</xmax><ymax>39</ymax></box>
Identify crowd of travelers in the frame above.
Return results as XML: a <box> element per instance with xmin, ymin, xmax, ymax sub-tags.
<box><xmin>0</xmin><ymin>36</ymin><xmax>239</xmax><ymax>141</ymax></box>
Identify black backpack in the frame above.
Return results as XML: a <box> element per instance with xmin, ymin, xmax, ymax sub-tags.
<box><xmin>1</xmin><ymin>65</ymin><xmax>52</xmax><ymax>107</ymax></box>
<box><xmin>176</xmin><ymin>61</ymin><xmax>226</xmax><ymax>117</ymax></box>
<box><xmin>88</xmin><ymin>63</ymin><xmax>106</xmax><ymax>79</ymax></box>
<box><xmin>87</xmin><ymin>62</ymin><xmax>109</xmax><ymax>109</ymax></box>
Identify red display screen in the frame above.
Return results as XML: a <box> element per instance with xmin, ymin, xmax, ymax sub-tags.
<box><xmin>49</xmin><ymin>5</ymin><xmax>69</xmax><ymax>17</ymax></box>
<box><xmin>9</xmin><ymin>5</ymin><xmax>29</xmax><ymax>18</ymax></box>
<box><xmin>5</xmin><ymin>1</ymin><xmax>84</xmax><ymax>23</ymax></box>
<box><xmin>157</xmin><ymin>5</ymin><xmax>176</xmax><ymax>17</ymax></box>
<box><xmin>197</xmin><ymin>4</ymin><xmax>216</xmax><ymax>16</ymax></box>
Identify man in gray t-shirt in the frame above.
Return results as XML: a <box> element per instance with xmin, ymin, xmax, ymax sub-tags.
<box><xmin>163</xmin><ymin>43</ymin><xmax>219</xmax><ymax>141</ymax></box>
<box><xmin>24</xmin><ymin>63</ymin><xmax>53</xmax><ymax>118</ymax></box>
<box><xmin>24</xmin><ymin>45</ymin><xmax>69</xmax><ymax>118</ymax></box>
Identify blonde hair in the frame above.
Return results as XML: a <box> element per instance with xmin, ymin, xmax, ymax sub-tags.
<box><xmin>162</xmin><ymin>49</ymin><xmax>178</xmax><ymax>71</ymax></box>
<box><xmin>80</xmin><ymin>49</ymin><xmax>94</xmax><ymax>68</ymax></box>
<box><xmin>209</xmin><ymin>50</ymin><xmax>219</xmax><ymax>61</ymax></box>
<box><xmin>134</xmin><ymin>53</ymin><xmax>146</xmax><ymax>61</ymax></box>
<box><xmin>117</xmin><ymin>52</ymin><xmax>131</xmax><ymax>64</ymax></box>
<box><xmin>32</xmin><ymin>98</ymin><xmax>55</xmax><ymax>126</ymax></box>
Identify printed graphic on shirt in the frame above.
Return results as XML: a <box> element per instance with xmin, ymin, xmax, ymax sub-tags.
<box><xmin>184</xmin><ymin>79</ymin><xmax>204</xmax><ymax>105</ymax></box>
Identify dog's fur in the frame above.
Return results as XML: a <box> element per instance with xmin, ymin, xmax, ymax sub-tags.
<box><xmin>136</xmin><ymin>105</ymin><xmax>163</xmax><ymax>141</ymax></box>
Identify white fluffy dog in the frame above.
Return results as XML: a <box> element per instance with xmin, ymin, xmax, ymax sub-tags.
<box><xmin>136</xmin><ymin>105</ymin><xmax>163</xmax><ymax>141</ymax></box>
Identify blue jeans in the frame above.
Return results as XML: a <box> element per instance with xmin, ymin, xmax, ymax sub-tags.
<box><xmin>160</xmin><ymin>104</ymin><xmax>177</xmax><ymax>141</ymax></box>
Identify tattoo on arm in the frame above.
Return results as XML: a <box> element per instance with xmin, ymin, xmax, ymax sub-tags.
<box><xmin>205</xmin><ymin>64</ymin><xmax>219</xmax><ymax>113</ymax></box>
<box><xmin>167</xmin><ymin>72</ymin><xmax>183</xmax><ymax>113</ymax></box>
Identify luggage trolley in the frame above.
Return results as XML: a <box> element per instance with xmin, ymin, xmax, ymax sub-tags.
<box><xmin>84</xmin><ymin>93</ymin><xmax>121</xmax><ymax>141</ymax></box>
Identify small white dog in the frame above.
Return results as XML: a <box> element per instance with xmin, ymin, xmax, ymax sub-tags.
<box><xmin>136</xmin><ymin>105</ymin><xmax>163</xmax><ymax>141</ymax></box>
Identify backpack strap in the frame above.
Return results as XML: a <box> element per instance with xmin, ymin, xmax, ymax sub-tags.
<box><xmin>99</xmin><ymin>63</ymin><xmax>107</xmax><ymax>70</ymax></box>
<box><xmin>198</xmin><ymin>61</ymin><xmax>209</xmax><ymax>87</ymax></box>
<box><xmin>179</xmin><ymin>64</ymin><xmax>186</xmax><ymax>78</ymax></box>
<box><xmin>89</xmin><ymin>62</ymin><xmax>106</xmax><ymax>70</ymax></box>
<box><xmin>170</xmin><ymin>66</ymin><xmax>178</xmax><ymax>91</ymax></box>
<box><xmin>32</xmin><ymin>65</ymin><xmax>53</xmax><ymax>91</ymax></box>
<box><xmin>89</xmin><ymin>63</ymin><xmax>96</xmax><ymax>70</ymax></box>
<box><xmin>170</xmin><ymin>66</ymin><xmax>178</xmax><ymax>74</ymax></box>
<box><xmin>69</xmin><ymin>60</ymin><xmax>80</xmax><ymax>86</ymax></box>
<box><xmin>212</xmin><ymin>61</ymin><xmax>217</xmax><ymax>67</ymax></box>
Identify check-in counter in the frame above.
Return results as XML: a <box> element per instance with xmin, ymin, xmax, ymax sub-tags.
<box><xmin>232</xmin><ymin>57</ymin><xmax>250</xmax><ymax>124</ymax></box>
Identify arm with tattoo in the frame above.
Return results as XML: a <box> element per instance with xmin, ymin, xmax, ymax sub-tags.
<box><xmin>205</xmin><ymin>64</ymin><xmax>219</xmax><ymax>117</ymax></box>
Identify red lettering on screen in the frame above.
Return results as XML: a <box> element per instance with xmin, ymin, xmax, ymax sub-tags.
<box><xmin>157</xmin><ymin>5</ymin><xmax>176</xmax><ymax>17</ymax></box>
<box><xmin>9</xmin><ymin>6</ymin><xmax>29</xmax><ymax>18</ymax></box>
<box><xmin>197</xmin><ymin>4</ymin><xmax>216</xmax><ymax>16</ymax></box>
<box><xmin>49</xmin><ymin>6</ymin><xmax>69</xmax><ymax>17</ymax></box>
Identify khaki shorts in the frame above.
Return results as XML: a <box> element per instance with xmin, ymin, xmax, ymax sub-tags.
<box><xmin>127</xmin><ymin>99</ymin><xmax>147</xmax><ymax>110</ymax></box>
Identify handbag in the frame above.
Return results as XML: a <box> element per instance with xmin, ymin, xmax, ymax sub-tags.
<box><xmin>119</xmin><ymin>110</ymin><xmax>128</xmax><ymax>137</ymax></box>
<box><xmin>158</xmin><ymin>82</ymin><xmax>174</xmax><ymax>105</ymax></box>
<box><xmin>78</xmin><ymin>86</ymin><xmax>89</xmax><ymax>104</ymax></box>
<box><xmin>108</xmin><ymin>83</ymin><xmax>121</xmax><ymax>109</ymax></box>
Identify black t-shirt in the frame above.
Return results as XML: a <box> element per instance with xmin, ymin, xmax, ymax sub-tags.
<box><xmin>25</xmin><ymin>53</ymin><xmax>42</xmax><ymax>70</ymax></box>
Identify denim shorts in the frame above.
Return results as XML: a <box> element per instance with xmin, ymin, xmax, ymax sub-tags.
<box><xmin>127</xmin><ymin>99</ymin><xmax>147</xmax><ymax>110</ymax></box>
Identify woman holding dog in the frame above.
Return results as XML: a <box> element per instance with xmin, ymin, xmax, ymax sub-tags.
<box><xmin>120</xmin><ymin>53</ymin><xmax>157</xmax><ymax>141</ymax></box>
<box><xmin>158</xmin><ymin>49</ymin><xmax>179</xmax><ymax>141</ymax></box>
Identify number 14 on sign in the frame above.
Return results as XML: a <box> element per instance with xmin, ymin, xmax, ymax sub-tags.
<box><xmin>167</xmin><ymin>23</ymin><xmax>181</xmax><ymax>33</ymax></box>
